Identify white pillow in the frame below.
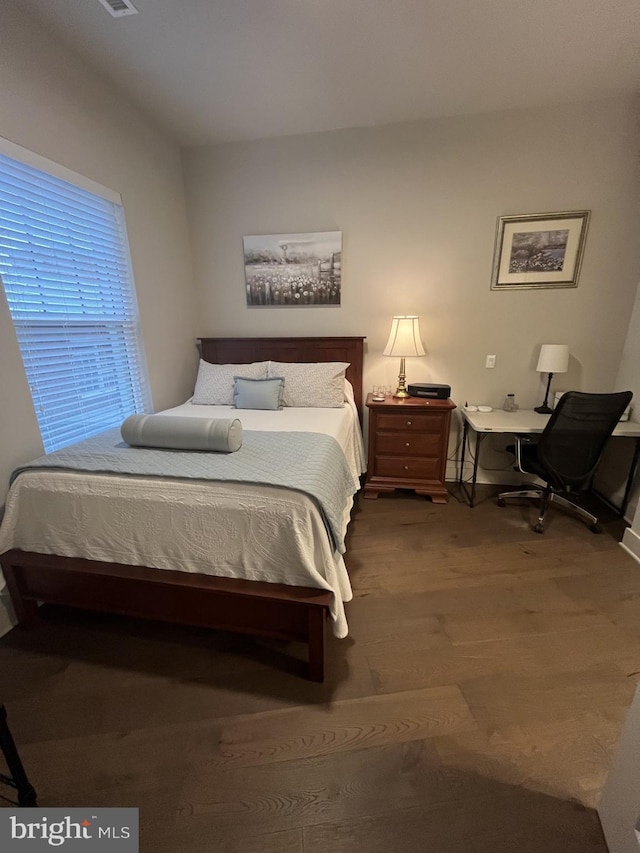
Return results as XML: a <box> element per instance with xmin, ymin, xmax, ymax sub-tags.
<box><xmin>192</xmin><ymin>360</ymin><xmax>268</xmax><ymax>405</ymax></box>
<box><xmin>268</xmin><ymin>361</ymin><xmax>349</xmax><ymax>407</ymax></box>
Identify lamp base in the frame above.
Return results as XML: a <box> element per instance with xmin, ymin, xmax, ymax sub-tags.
<box><xmin>534</xmin><ymin>371</ymin><xmax>555</xmax><ymax>416</ymax></box>
<box><xmin>393</xmin><ymin>356</ymin><xmax>410</xmax><ymax>399</ymax></box>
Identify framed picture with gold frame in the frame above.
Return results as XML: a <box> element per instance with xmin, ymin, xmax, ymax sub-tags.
<box><xmin>490</xmin><ymin>210</ymin><xmax>590</xmax><ymax>291</ymax></box>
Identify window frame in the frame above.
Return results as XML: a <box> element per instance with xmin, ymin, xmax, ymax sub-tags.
<box><xmin>0</xmin><ymin>136</ymin><xmax>152</xmax><ymax>453</ymax></box>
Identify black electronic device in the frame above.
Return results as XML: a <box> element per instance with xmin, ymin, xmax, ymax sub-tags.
<box><xmin>408</xmin><ymin>383</ymin><xmax>451</xmax><ymax>400</ymax></box>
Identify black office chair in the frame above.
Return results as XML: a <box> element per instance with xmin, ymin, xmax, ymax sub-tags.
<box><xmin>497</xmin><ymin>390</ymin><xmax>633</xmax><ymax>534</ymax></box>
<box><xmin>0</xmin><ymin>704</ymin><xmax>37</xmax><ymax>806</ymax></box>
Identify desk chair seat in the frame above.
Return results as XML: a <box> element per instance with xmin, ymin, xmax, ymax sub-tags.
<box><xmin>497</xmin><ymin>390</ymin><xmax>633</xmax><ymax>534</ymax></box>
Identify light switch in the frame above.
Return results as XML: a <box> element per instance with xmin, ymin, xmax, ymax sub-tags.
<box><xmin>485</xmin><ymin>354</ymin><xmax>496</xmax><ymax>369</ymax></box>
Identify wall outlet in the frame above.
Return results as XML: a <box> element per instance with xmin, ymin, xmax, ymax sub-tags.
<box><xmin>485</xmin><ymin>354</ymin><xmax>496</xmax><ymax>369</ymax></box>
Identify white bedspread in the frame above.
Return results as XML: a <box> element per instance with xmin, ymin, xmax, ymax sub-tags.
<box><xmin>0</xmin><ymin>398</ymin><xmax>366</xmax><ymax>638</ymax></box>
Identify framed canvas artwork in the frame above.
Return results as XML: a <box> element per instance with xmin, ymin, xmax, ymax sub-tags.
<box><xmin>243</xmin><ymin>231</ymin><xmax>342</xmax><ymax>306</ymax></box>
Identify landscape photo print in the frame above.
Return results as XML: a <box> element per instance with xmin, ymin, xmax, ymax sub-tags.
<box><xmin>491</xmin><ymin>211</ymin><xmax>590</xmax><ymax>290</ymax></box>
<box><xmin>243</xmin><ymin>231</ymin><xmax>342</xmax><ymax>306</ymax></box>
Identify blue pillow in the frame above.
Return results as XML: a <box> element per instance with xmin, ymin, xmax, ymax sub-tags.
<box><xmin>233</xmin><ymin>376</ymin><xmax>285</xmax><ymax>410</ymax></box>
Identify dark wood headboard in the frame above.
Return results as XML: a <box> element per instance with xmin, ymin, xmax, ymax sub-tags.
<box><xmin>198</xmin><ymin>336</ymin><xmax>366</xmax><ymax>420</ymax></box>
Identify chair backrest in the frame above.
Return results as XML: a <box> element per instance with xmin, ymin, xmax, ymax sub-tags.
<box><xmin>537</xmin><ymin>390</ymin><xmax>633</xmax><ymax>489</ymax></box>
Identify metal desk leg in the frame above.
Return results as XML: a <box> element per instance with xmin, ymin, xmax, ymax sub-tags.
<box><xmin>459</xmin><ymin>419</ymin><xmax>468</xmax><ymax>488</ymax></box>
<box><xmin>470</xmin><ymin>432</ymin><xmax>487</xmax><ymax>508</ymax></box>
<box><xmin>0</xmin><ymin>704</ymin><xmax>37</xmax><ymax>807</ymax></box>
<box><xmin>459</xmin><ymin>424</ymin><xmax>487</xmax><ymax>509</ymax></box>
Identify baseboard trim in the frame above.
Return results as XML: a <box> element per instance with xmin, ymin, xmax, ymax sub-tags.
<box><xmin>620</xmin><ymin>527</ymin><xmax>640</xmax><ymax>564</ymax></box>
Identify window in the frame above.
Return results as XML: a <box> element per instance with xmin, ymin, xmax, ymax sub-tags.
<box><xmin>0</xmin><ymin>148</ymin><xmax>151</xmax><ymax>452</ymax></box>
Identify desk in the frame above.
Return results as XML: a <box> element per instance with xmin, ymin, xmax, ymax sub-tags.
<box><xmin>458</xmin><ymin>408</ymin><xmax>640</xmax><ymax>514</ymax></box>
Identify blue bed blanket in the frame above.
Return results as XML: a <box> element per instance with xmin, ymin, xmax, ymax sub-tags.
<box><xmin>11</xmin><ymin>429</ymin><xmax>358</xmax><ymax>554</ymax></box>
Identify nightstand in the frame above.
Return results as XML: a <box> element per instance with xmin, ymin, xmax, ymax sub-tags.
<box><xmin>363</xmin><ymin>393</ymin><xmax>456</xmax><ymax>503</ymax></box>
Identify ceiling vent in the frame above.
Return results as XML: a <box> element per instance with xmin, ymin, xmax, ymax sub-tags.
<box><xmin>97</xmin><ymin>0</ymin><xmax>139</xmax><ymax>17</ymax></box>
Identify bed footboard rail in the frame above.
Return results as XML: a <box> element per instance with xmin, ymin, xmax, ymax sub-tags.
<box><xmin>0</xmin><ymin>550</ymin><xmax>332</xmax><ymax>682</ymax></box>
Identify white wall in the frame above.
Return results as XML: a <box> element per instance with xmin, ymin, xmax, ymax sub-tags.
<box><xmin>612</xmin><ymin>281</ymin><xmax>640</xmax><ymax>522</ymax></box>
<box><xmin>622</xmin><ymin>499</ymin><xmax>640</xmax><ymax>563</ymax></box>
<box><xmin>0</xmin><ymin>1</ymin><xmax>199</xmax><ymax>502</ymax></box>
<box><xmin>183</xmin><ymin>97</ymin><xmax>640</xmax><ymax>481</ymax></box>
<box><xmin>599</xmin><ymin>684</ymin><xmax>640</xmax><ymax>853</ymax></box>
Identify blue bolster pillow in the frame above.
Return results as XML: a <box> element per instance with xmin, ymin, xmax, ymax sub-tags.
<box><xmin>121</xmin><ymin>414</ymin><xmax>243</xmax><ymax>452</ymax></box>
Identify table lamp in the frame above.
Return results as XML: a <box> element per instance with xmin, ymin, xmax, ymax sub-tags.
<box><xmin>534</xmin><ymin>344</ymin><xmax>569</xmax><ymax>414</ymax></box>
<box><xmin>383</xmin><ymin>315</ymin><xmax>426</xmax><ymax>398</ymax></box>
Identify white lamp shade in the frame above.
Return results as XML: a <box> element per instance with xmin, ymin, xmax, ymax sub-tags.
<box><xmin>383</xmin><ymin>316</ymin><xmax>426</xmax><ymax>357</ymax></box>
<box><xmin>536</xmin><ymin>344</ymin><xmax>569</xmax><ymax>374</ymax></box>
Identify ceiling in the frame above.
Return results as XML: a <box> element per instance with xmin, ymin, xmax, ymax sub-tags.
<box><xmin>18</xmin><ymin>0</ymin><xmax>640</xmax><ymax>147</ymax></box>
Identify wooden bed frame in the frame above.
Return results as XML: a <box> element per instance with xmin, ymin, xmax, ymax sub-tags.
<box><xmin>1</xmin><ymin>336</ymin><xmax>365</xmax><ymax>682</ymax></box>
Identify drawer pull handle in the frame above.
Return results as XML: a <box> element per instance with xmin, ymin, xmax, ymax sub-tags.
<box><xmin>404</xmin><ymin>465</ymin><xmax>409</xmax><ymax>470</ymax></box>
<box><xmin>405</xmin><ymin>442</ymin><xmax>410</xmax><ymax>447</ymax></box>
<box><xmin>406</xmin><ymin>420</ymin><xmax>412</xmax><ymax>426</ymax></box>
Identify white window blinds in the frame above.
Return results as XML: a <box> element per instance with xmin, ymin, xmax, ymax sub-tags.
<box><xmin>0</xmin><ymin>151</ymin><xmax>151</xmax><ymax>453</ymax></box>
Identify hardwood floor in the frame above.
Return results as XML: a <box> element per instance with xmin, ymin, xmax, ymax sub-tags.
<box><xmin>2</xmin><ymin>485</ymin><xmax>640</xmax><ymax>851</ymax></box>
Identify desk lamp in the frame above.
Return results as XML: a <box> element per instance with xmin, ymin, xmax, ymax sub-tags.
<box><xmin>535</xmin><ymin>344</ymin><xmax>569</xmax><ymax>414</ymax></box>
<box><xmin>383</xmin><ymin>315</ymin><xmax>425</xmax><ymax>398</ymax></box>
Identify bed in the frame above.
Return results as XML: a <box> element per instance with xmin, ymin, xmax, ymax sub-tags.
<box><xmin>0</xmin><ymin>336</ymin><xmax>365</xmax><ymax>681</ymax></box>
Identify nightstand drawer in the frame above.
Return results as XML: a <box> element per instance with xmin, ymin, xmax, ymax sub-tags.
<box><xmin>375</xmin><ymin>432</ymin><xmax>441</xmax><ymax>457</ymax></box>
<box><xmin>376</xmin><ymin>412</ymin><xmax>446</xmax><ymax>433</ymax></box>
<box><xmin>374</xmin><ymin>455</ymin><xmax>440</xmax><ymax>480</ymax></box>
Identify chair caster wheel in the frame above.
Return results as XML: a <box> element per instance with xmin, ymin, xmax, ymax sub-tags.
<box><xmin>589</xmin><ymin>523</ymin><xmax>602</xmax><ymax>534</ymax></box>
<box><xmin>497</xmin><ymin>498</ymin><xmax>506</xmax><ymax>507</ymax></box>
<box><xmin>534</xmin><ymin>523</ymin><xmax>544</xmax><ymax>534</ymax></box>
